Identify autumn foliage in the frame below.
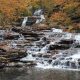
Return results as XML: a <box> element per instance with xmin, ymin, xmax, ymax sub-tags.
<box><xmin>0</xmin><ymin>0</ymin><xmax>38</xmax><ymax>26</ymax></box>
<box><xmin>48</xmin><ymin>0</ymin><xmax>80</xmax><ymax>29</ymax></box>
<box><xmin>50</xmin><ymin>11</ymin><xmax>72</xmax><ymax>26</ymax></box>
<box><xmin>0</xmin><ymin>0</ymin><xmax>80</xmax><ymax>29</ymax></box>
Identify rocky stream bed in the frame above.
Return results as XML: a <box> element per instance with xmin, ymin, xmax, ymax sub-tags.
<box><xmin>0</xmin><ymin>26</ymin><xmax>80</xmax><ymax>71</ymax></box>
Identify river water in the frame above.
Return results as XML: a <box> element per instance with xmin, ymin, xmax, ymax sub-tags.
<box><xmin>0</xmin><ymin>67</ymin><xmax>80</xmax><ymax>80</ymax></box>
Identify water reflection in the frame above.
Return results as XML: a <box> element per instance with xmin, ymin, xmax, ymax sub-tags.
<box><xmin>0</xmin><ymin>67</ymin><xmax>80</xmax><ymax>80</ymax></box>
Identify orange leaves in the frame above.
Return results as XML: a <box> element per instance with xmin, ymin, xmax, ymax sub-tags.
<box><xmin>50</xmin><ymin>11</ymin><xmax>72</xmax><ymax>25</ymax></box>
<box><xmin>52</xmin><ymin>0</ymin><xmax>66</xmax><ymax>5</ymax></box>
<box><xmin>0</xmin><ymin>0</ymin><xmax>38</xmax><ymax>26</ymax></box>
<box><xmin>0</xmin><ymin>0</ymin><xmax>38</xmax><ymax>19</ymax></box>
<box><xmin>50</xmin><ymin>12</ymin><xmax>66</xmax><ymax>21</ymax></box>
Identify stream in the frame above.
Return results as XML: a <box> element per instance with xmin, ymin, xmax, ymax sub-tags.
<box><xmin>20</xmin><ymin>28</ymin><xmax>80</xmax><ymax>70</ymax></box>
<box><xmin>0</xmin><ymin>28</ymin><xmax>80</xmax><ymax>80</ymax></box>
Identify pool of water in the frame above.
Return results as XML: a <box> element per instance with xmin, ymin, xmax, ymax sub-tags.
<box><xmin>0</xmin><ymin>67</ymin><xmax>80</xmax><ymax>80</ymax></box>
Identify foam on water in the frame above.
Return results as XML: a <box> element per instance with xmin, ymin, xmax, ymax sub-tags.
<box><xmin>36</xmin><ymin>62</ymin><xmax>53</xmax><ymax>69</ymax></box>
<box><xmin>20</xmin><ymin>54</ymin><xmax>36</xmax><ymax>62</ymax></box>
<box><xmin>20</xmin><ymin>28</ymin><xmax>80</xmax><ymax>70</ymax></box>
<box><xmin>52</xmin><ymin>28</ymin><xmax>63</xmax><ymax>33</ymax></box>
<box><xmin>74</xmin><ymin>34</ymin><xmax>80</xmax><ymax>43</ymax></box>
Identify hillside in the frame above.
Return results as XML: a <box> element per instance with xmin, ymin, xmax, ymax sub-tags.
<box><xmin>0</xmin><ymin>0</ymin><xmax>80</xmax><ymax>32</ymax></box>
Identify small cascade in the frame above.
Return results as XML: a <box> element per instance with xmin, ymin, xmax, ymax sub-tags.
<box><xmin>36</xmin><ymin>15</ymin><xmax>45</xmax><ymax>24</ymax></box>
<box><xmin>40</xmin><ymin>44</ymin><xmax>49</xmax><ymax>53</ymax></box>
<box><xmin>21</xmin><ymin>9</ymin><xmax>45</xmax><ymax>27</ymax></box>
<box><xmin>19</xmin><ymin>34</ymin><xmax>25</xmax><ymax>40</ymax></box>
<box><xmin>51</xmin><ymin>28</ymin><xmax>63</xmax><ymax>33</ymax></box>
<box><xmin>33</xmin><ymin>9</ymin><xmax>43</xmax><ymax>16</ymax></box>
<box><xmin>63</xmin><ymin>32</ymin><xmax>73</xmax><ymax>39</ymax></box>
<box><xmin>22</xmin><ymin>17</ymin><xmax>28</xmax><ymax>27</ymax></box>
<box><xmin>8</xmin><ymin>40</ymin><xmax>17</xmax><ymax>49</ymax></box>
<box><xmin>34</xmin><ymin>9</ymin><xmax>45</xmax><ymax>24</ymax></box>
<box><xmin>21</xmin><ymin>53</ymin><xmax>36</xmax><ymax>62</ymax></box>
<box><xmin>36</xmin><ymin>62</ymin><xmax>53</xmax><ymax>69</ymax></box>
<box><xmin>74</xmin><ymin>34</ymin><xmax>80</xmax><ymax>43</ymax></box>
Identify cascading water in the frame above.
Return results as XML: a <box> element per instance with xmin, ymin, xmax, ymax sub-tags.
<box><xmin>22</xmin><ymin>17</ymin><xmax>28</xmax><ymax>27</ymax></box>
<box><xmin>10</xmin><ymin>40</ymin><xmax>17</xmax><ymax>49</ymax></box>
<box><xmin>19</xmin><ymin>34</ymin><xmax>25</xmax><ymax>40</ymax></box>
<box><xmin>33</xmin><ymin>9</ymin><xmax>43</xmax><ymax>16</ymax></box>
<box><xmin>21</xmin><ymin>9</ymin><xmax>45</xmax><ymax>27</ymax></box>
<box><xmin>36</xmin><ymin>15</ymin><xmax>45</xmax><ymax>24</ymax></box>
<box><xmin>20</xmin><ymin>28</ymin><xmax>80</xmax><ymax>70</ymax></box>
<box><xmin>34</xmin><ymin>9</ymin><xmax>45</xmax><ymax>24</ymax></box>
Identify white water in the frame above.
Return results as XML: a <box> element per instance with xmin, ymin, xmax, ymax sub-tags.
<box><xmin>52</xmin><ymin>28</ymin><xmax>63</xmax><ymax>33</ymax></box>
<box><xmin>21</xmin><ymin>9</ymin><xmax>45</xmax><ymax>26</ymax></box>
<box><xmin>10</xmin><ymin>40</ymin><xmax>17</xmax><ymax>49</ymax></box>
<box><xmin>20</xmin><ymin>54</ymin><xmax>36</xmax><ymax>62</ymax></box>
<box><xmin>63</xmin><ymin>33</ymin><xmax>73</xmax><ymax>39</ymax></box>
<box><xmin>36</xmin><ymin>15</ymin><xmax>45</xmax><ymax>24</ymax></box>
<box><xmin>22</xmin><ymin>17</ymin><xmax>28</xmax><ymax>27</ymax></box>
<box><xmin>20</xmin><ymin>28</ymin><xmax>80</xmax><ymax>70</ymax></box>
<box><xmin>33</xmin><ymin>9</ymin><xmax>43</xmax><ymax>16</ymax></box>
<box><xmin>74</xmin><ymin>34</ymin><xmax>80</xmax><ymax>43</ymax></box>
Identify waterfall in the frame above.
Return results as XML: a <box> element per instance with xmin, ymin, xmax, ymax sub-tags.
<box><xmin>22</xmin><ymin>17</ymin><xmax>28</xmax><ymax>27</ymax></box>
<box><xmin>21</xmin><ymin>9</ymin><xmax>45</xmax><ymax>27</ymax></box>
<box><xmin>20</xmin><ymin>54</ymin><xmax>36</xmax><ymax>62</ymax></box>
<box><xmin>20</xmin><ymin>28</ymin><xmax>80</xmax><ymax>70</ymax></box>
<box><xmin>36</xmin><ymin>15</ymin><xmax>45</xmax><ymax>24</ymax></box>
<box><xmin>40</xmin><ymin>44</ymin><xmax>49</xmax><ymax>53</ymax></box>
<box><xmin>34</xmin><ymin>9</ymin><xmax>45</xmax><ymax>24</ymax></box>
<box><xmin>33</xmin><ymin>9</ymin><xmax>43</xmax><ymax>16</ymax></box>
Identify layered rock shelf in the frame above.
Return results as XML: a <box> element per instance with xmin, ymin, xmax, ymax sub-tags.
<box><xmin>0</xmin><ymin>27</ymin><xmax>80</xmax><ymax>70</ymax></box>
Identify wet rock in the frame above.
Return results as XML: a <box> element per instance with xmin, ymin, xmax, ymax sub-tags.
<box><xmin>32</xmin><ymin>24</ymin><xmax>49</xmax><ymax>31</ymax></box>
<box><xmin>6</xmin><ymin>62</ymin><xmax>24</xmax><ymax>67</ymax></box>
<box><xmin>0</xmin><ymin>48</ymin><xmax>6</xmax><ymax>54</ymax></box>
<box><xmin>21</xmin><ymin>31</ymin><xmax>38</xmax><ymax>37</ymax></box>
<box><xmin>70</xmin><ymin>62</ymin><xmax>77</xmax><ymax>69</ymax></box>
<box><xmin>0</xmin><ymin>57</ymin><xmax>8</xmax><ymax>68</ymax></box>
<box><xmin>32</xmin><ymin>53</ymin><xmax>42</xmax><ymax>57</ymax></box>
<box><xmin>12</xmin><ymin>27</ymin><xmax>22</xmax><ymax>33</ymax></box>
<box><xmin>20</xmin><ymin>60</ymin><xmax>37</xmax><ymax>66</ymax></box>
<box><xmin>49</xmin><ymin>44</ymin><xmax>70</xmax><ymax>50</ymax></box>
<box><xmin>48</xmin><ymin>59</ymin><xmax>52</xmax><ymax>64</ymax></box>
<box><xmin>7</xmin><ymin>52</ymin><xmax>26</xmax><ymax>62</ymax></box>
<box><xmin>12</xmin><ymin>27</ymin><xmax>38</xmax><ymax>37</ymax></box>
<box><xmin>0</xmin><ymin>63</ymin><xmax>5</xmax><ymax>68</ymax></box>
<box><xmin>43</xmin><ymin>54</ymin><xmax>51</xmax><ymax>58</ymax></box>
<box><xmin>4</xmin><ymin>32</ymin><xmax>20</xmax><ymax>40</ymax></box>
<box><xmin>58</xmin><ymin>39</ymin><xmax>75</xmax><ymax>44</ymax></box>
